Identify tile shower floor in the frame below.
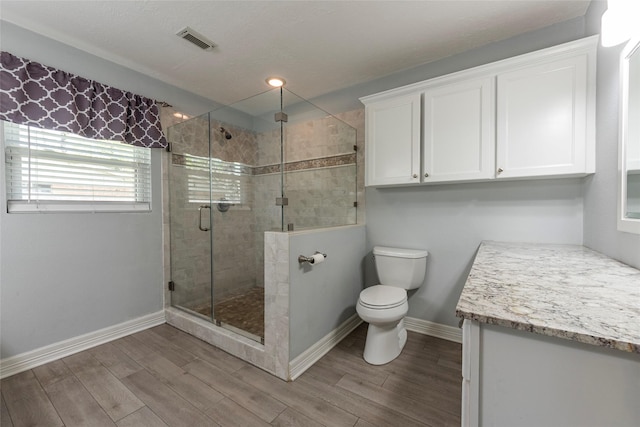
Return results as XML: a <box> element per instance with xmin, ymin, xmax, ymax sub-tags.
<box><xmin>193</xmin><ymin>287</ymin><xmax>264</xmax><ymax>340</ymax></box>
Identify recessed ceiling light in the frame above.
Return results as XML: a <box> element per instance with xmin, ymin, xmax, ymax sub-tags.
<box><xmin>266</xmin><ymin>77</ymin><xmax>286</xmax><ymax>87</ymax></box>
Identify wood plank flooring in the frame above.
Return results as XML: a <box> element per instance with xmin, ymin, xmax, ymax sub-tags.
<box><xmin>1</xmin><ymin>323</ymin><xmax>462</xmax><ymax>427</ymax></box>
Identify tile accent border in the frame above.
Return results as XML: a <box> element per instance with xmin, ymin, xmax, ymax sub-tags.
<box><xmin>253</xmin><ymin>153</ymin><xmax>356</xmax><ymax>175</ymax></box>
<box><xmin>0</xmin><ymin>310</ymin><xmax>165</xmax><ymax>379</ymax></box>
<box><xmin>172</xmin><ymin>152</ymin><xmax>355</xmax><ymax>177</ymax></box>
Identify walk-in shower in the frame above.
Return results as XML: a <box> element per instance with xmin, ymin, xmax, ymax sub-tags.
<box><xmin>166</xmin><ymin>87</ymin><xmax>357</xmax><ymax>344</ymax></box>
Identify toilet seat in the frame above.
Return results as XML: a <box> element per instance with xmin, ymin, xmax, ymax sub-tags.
<box><xmin>358</xmin><ymin>285</ymin><xmax>407</xmax><ymax>309</ymax></box>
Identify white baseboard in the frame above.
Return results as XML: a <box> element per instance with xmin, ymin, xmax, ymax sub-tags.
<box><xmin>288</xmin><ymin>314</ymin><xmax>362</xmax><ymax>381</ymax></box>
<box><xmin>0</xmin><ymin>310</ymin><xmax>166</xmax><ymax>379</ymax></box>
<box><xmin>404</xmin><ymin>317</ymin><xmax>462</xmax><ymax>343</ymax></box>
<box><xmin>0</xmin><ymin>311</ymin><xmax>459</xmax><ymax>380</ymax></box>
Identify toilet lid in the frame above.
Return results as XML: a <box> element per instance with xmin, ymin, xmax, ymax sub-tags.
<box><xmin>359</xmin><ymin>285</ymin><xmax>407</xmax><ymax>309</ymax></box>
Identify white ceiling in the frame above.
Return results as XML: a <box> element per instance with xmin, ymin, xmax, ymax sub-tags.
<box><xmin>0</xmin><ymin>1</ymin><xmax>592</xmax><ymax>106</ymax></box>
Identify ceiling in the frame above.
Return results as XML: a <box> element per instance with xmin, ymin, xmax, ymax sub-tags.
<box><xmin>0</xmin><ymin>1</ymin><xmax>592</xmax><ymax>106</ymax></box>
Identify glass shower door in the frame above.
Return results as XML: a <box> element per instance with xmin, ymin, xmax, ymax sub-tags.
<box><xmin>167</xmin><ymin>113</ymin><xmax>214</xmax><ymax>320</ymax></box>
<box><xmin>207</xmin><ymin>90</ymin><xmax>282</xmax><ymax>343</ymax></box>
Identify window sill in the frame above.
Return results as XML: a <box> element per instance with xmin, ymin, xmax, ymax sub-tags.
<box><xmin>7</xmin><ymin>201</ymin><xmax>151</xmax><ymax>213</ymax></box>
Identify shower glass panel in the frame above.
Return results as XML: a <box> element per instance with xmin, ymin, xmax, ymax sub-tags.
<box><xmin>167</xmin><ymin>87</ymin><xmax>357</xmax><ymax>342</ymax></box>
<box><xmin>167</xmin><ymin>113</ymin><xmax>213</xmax><ymax>321</ymax></box>
<box><xmin>279</xmin><ymin>90</ymin><xmax>357</xmax><ymax>230</ymax></box>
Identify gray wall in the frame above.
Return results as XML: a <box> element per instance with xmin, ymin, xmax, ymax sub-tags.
<box><xmin>0</xmin><ymin>151</ymin><xmax>164</xmax><ymax>358</ymax></box>
<box><xmin>289</xmin><ymin>225</ymin><xmax>366</xmax><ymax>359</ymax></box>
<box><xmin>582</xmin><ymin>2</ymin><xmax>640</xmax><ymax>268</ymax></box>
<box><xmin>360</xmin><ymin>17</ymin><xmax>596</xmax><ymax>328</ymax></box>
<box><xmin>366</xmin><ymin>180</ymin><xmax>584</xmax><ymax>326</ymax></box>
<box><xmin>0</xmin><ymin>23</ymin><xmax>215</xmax><ymax>359</ymax></box>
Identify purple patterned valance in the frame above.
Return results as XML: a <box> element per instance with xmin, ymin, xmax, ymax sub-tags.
<box><xmin>0</xmin><ymin>51</ymin><xmax>167</xmax><ymax>148</ymax></box>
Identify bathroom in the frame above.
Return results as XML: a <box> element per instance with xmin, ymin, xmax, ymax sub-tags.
<box><xmin>1</xmin><ymin>0</ymin><xmax>639</xmax><ymax>425</ymax></box>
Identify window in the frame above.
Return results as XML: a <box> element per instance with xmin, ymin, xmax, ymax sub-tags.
<box><xmin>2</xmin><ymin>121</ymin><xmax>152</xmax><ymax>212</ymax></box>
<box><xmin>181</xmin><ymin>153</ymin><xmax>248</xmax><ymax>206</ymax></box>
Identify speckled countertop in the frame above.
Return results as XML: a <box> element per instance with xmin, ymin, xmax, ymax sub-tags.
<box><xmin>456</xmin><ymin>241</ymin><xmax>640</xmax><ymax>353</ymax></box>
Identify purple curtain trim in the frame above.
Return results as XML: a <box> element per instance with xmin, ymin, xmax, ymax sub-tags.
<box><xmin>0</xmin><ymin>51</ymin><xmax>167</xmax><ymax>148</ymax></box>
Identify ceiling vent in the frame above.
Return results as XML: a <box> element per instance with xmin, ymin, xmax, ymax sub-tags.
<box><xmin>176</xmin><ymin>27</ymin><xmax>216</xmax><ymax>51</ymax></box>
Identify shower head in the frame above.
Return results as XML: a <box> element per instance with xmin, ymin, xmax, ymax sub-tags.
<box><xmin>219</xmin><ymin>127</ymin><xmax>232</xmax><ymax>140</ymax></box>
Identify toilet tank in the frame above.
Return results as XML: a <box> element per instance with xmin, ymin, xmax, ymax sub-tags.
<box><xmin>373</xmin><ymin>246</ymin><xmax>428</xmax><ymax>290</ymax></box>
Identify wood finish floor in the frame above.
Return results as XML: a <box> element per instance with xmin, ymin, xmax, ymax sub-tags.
<box><xmin>1</xmin><ymin>323</ymin><xmax>462</xmax><ymax>427</ymax></box>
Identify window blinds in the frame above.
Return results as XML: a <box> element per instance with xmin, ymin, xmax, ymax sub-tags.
<box><xmin>3</xmin><ymin>121</ymin><xmax>152</xmax><ymax>212</ymax></box>
<box><xmin>181</xmin><ymin>153</ymin><xmax>249</xmax><ymax>205</ymax></box>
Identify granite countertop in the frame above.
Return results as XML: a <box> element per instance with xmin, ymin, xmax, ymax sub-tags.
<box><xmin>455</xmin><ymin>241</ymin><xmax>640</xmax><ymax>353</ymax></box>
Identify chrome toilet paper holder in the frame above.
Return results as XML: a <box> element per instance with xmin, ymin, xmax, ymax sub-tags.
<box><xmin>298</xmin><ymin>252</ymin><xmax>327</xmax><ymax>264</ymax></box>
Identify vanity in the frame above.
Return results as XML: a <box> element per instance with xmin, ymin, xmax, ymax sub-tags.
<box><xmin>456</xmin><ymin>241</ymin><xmax>640</xmax><ymax>427</ymax></box>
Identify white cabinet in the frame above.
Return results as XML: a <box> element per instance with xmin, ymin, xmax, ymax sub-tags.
<box><xmin>361</xmin><ymin>36</ymin><xmax>597</xmax><ymax>187</ymax></box>
<box><xmin>496</xmin><ymin>55</ymin><xmax>593</xmax><ymax>179</ymax></box>
<box><xmin>462</xmin><ymin>320</ymin><xmax>640</xmax><ymax>427</ymax></box>
<box><xmin>423</xmin><ymin>77</ymin><xmax>495</xmax><ymax>182</ymax></box>
<box><xmin>365</xmin><ymin>93</ymin><xmax>421</xmax><ymax>186</ymax></box>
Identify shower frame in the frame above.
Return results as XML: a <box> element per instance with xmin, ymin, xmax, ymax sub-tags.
<box><xmin>163</xmin><ymin>87</ymin><xmax>358</xmax><ymax>379</ymax></box>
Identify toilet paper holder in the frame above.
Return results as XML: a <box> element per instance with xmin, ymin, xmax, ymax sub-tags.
<box><xmin>298</xmin><ymin>252</ymin><xmax>327</xmax><ymax>264</ymax></box>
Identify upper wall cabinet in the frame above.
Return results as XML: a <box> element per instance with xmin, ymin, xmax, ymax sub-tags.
<box><xmin>365</xmin><ymin>93</ymin><xmax>421</xmax><ymax>186</ymax></box>
<box><xmin>361</xmin><ymin>36</ymin><xmax>597</xmax><ymax>187</ymax></box>
<box><xmin>423</xmin><ymin>76</ymin><xmax>495</xmax><ymax>183</ymax></box>
<box><xmin>496</xmin><ymin>55</ymin><xmax>591</xmax><ymax>179</ymax></box>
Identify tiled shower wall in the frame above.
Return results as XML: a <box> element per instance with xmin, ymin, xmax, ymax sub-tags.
<box><xmin>161</xmin><ymin>106</ymin><xmax>365</xmax><ymax>311</ymax></box>
<box><xmin>209</xmin><ymin>119</ymin><xmax>259</xmax><ymax>301</ymax></box>
<box><xmin>256</xmin><ymin>113</ymin><xmax>360</xmax><ymax>230</ymax></box>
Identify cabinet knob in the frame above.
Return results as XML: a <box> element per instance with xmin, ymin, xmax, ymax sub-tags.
<box><xmin>413</xmin><ymin>174</ymin><xmax>418</xmax><ymax>179</ymax></box>
<box><xmin>497</xmin><ymin>168</ymin><xmax>504</xmax><ymax>173</ymax></box>
<box><xmin>424</xmin><ymin>173</ymin><xmax>429</xmax><ymax>178</ymax></box>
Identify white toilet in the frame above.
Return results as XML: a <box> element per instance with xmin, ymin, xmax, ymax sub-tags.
<box><xmin>356</xmin><ymin>246</ymin><xmax>428</xmax><ymax>365</ymax></box>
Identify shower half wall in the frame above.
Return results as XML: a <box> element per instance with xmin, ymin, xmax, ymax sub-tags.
<box><xmin>164</xmin><ymin>88</ymin><xmax>361</xmax><ymax>379</ymax></box>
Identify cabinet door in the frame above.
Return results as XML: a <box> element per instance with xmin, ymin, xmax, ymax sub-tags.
<box><xmin>365</xmin><ymin>93</ymin><xmax>421</xmax><ymax>186</ymax></box>
<box><xmin>461</xmin><ymin>319</ymin><xmax>480</xmax><ymax>427</ymax></box>
<box><xmin>496</xmin><ymin>55</ymin><xmax>589</xmax><ymax>178</ymax></box>
<box><xmin>423</xmin><ymin>77</ymin><xmax>495</xmax><ymax>183</ymax></box>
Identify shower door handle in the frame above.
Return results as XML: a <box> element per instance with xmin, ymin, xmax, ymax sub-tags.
<box><xmin>198</xmin><ymin>205</ymin><xmax>211</xmax><ymax>231</ymax></box>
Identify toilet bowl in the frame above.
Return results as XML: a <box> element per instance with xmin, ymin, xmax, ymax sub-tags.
<box><xmin>356</xmin><ymin>285</ymin><xmax>409</xmax><ymax>365</ymax></box>
<box><xmin>357</xmin><ymin>246</ymin><xmax>428</xmax><ymax>365</ymax></box>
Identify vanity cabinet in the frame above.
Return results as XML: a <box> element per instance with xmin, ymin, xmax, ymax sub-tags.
<box><xmin>361</xmin><ymin>36</ymin><xmax>597</xmax><ymax>187</ymax></box>
<box><xmin>462</xmin><ymin>320</ymin><xmax>640</xmax><ymax>427</ymax></box>
<box><xmin>457</xmin><ymin>241</ymin><xmax>640</xmax><ymax>427</ymax></box>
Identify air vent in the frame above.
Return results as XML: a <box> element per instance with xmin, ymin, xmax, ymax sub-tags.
<box><xmin>176</xmin><ymin>27</ymin><xmax>216</xmax><ymax>51</ymax></box>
